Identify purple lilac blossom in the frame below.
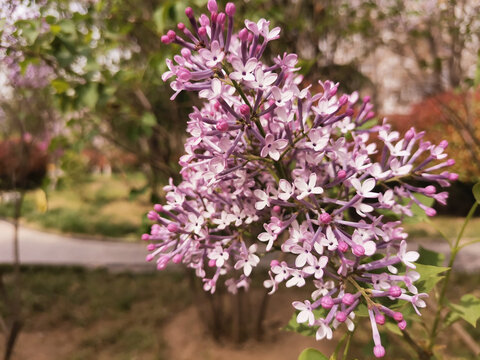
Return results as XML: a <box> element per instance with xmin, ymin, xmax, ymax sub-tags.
<box><xmin>147</xmin><ymin>1</ymin><xmax>455</xmax><ymax>357</ymax></box>
<box><xmin>1</xmin><ymin>0</ymin><xmax>53</xmax><ymax>89</ymax></box>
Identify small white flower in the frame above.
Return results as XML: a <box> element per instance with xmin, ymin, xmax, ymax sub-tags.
<box><xmin>399</xmin><ymin>240</ymin><xmax>419</xmax><ymax>268</ymax></box>
<box><xmin>350</xmin><ymin>178</ymin><xmax>378</xmax><ymax>198</ymax></box>
<box><xmin>278</xmin><ymin>179</ymin><xmax>294</xmax><ymax>201</ymax></box>
<box><xmin>260</xmin><ymin>134</ymin><xmax>288</xmax><ymax>161</ymax></box>
<box><xmin>295</xmin><ymin>173</ymin><xmax>324</xmax><ymax>200</ymax></box>
<box><xmin>254</xmin><ymin>189</ymin><xmax>271</xmax><ymax>210</ymax></box>
<box><xmin>292</xmin><ymin>300</ymin><xmax>315</xmax><ymax>326</ymax></box>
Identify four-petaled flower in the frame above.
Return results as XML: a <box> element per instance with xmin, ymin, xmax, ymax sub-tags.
<box><xmin>295</xmin><ymin>173</ymin><xmax>324</xmax><ymax>200</ymax></box>
<box><xmin>261</xmin><ymin>133</ymin><xmax>288</xmax><ymax>161</ymax></box>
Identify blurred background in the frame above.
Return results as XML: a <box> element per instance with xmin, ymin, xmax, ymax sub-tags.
<box><xmin>0</xmin><ymin>0</ymin><xmax>479</xmax><ymax>359</ymax></box>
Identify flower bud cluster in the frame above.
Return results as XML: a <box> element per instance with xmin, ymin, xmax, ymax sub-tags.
<box><xmin>146</xmin><ymin>1</ymin><xmax>454</xmax><ymax>357</ymax></box>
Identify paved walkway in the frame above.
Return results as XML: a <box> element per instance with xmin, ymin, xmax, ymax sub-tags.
<box><xmin>0</xmin><ymin>220</ymin><xmax>479</xmax><ymax>272</ymax></box>
<box><xmin>0</xmin><ymin>220</ymin><xmax>152</xmax><ymax>271</ymax></box>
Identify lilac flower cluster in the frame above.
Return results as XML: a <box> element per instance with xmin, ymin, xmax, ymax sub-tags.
<box><xmin>1</xmin><ymin>0</ymin><xmax>53</xmax><ymax>89</ymax></box>
<box><xmin>145</xmin><ymin>1</ymin><xmax>455</xmax><ymax>357</ymax></box>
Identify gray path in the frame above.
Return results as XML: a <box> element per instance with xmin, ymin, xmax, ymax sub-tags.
<box><xmin>0</xmin><ymin>220</ymin><xmax>479</xmax><ymax>272</ymax></box>
<box><xmin>0</xmin><ymin>220</ymin><xmax>153</xmax><ymax>271</ymax></box>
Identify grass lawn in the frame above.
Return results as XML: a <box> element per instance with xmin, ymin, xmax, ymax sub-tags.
<box><xmin>0</xmin><ymin>172</ymin><xmax>153</xmax><ymax>241</ymax></box>
<box><xmin>0</xmin><ymin>266</ymin><xmax>478</xmax><ymax>359</ymax></box>
<box><xmin>0</xmin><ymin>266</ymin><xmax>192</xmax><ymax>360</ymax></box>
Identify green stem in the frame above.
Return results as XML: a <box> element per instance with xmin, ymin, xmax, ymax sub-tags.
<box><xmin>231</xmin><ymin>79</ymin><xmax>252</xmax><ymax>109</ymax></box>
<box><xmin>428</xmin><ymin>201</ymin><xmax>478</xmax><ymax>352</ymax></box>
<box><xmin>342</xmin><ymin>331</ymin><xmax>353</xmax><ymax>359</ymax></box>
<box><xmin>330</xmin><ymin>331</ymin><xmax>348</xmax><ymax>360</ymax></box>
<box><xmin>458</xmin><ymin>238</ymin><xmax>480</xmax><ymax>250</ymax></box>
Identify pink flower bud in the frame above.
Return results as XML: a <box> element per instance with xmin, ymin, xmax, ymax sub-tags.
<box><xmin>330</xmin><ymin>86</ymin><xmax>338</xmax><ymax>97</ymax></box>
<box><xmin>447</xmin><ymin>158</ymin><xmax>455</xmax><ymax>166</ymax></box>
<box><xmin>199</xmin><ymin>14</ymin><xmax>209</xmax><ymax>27</ymax></box>
<box><xmin>172</xmin><ymin>254</ymin><xmax>183</xmax><ymax>264</ymax></box>
<box><xmin>214</xmin><ymin>101</ymin><xmax>221</xmax><ymax>111</ymax></box>
<box><xmin>141</xmin><ymin>233</ymin><xmax>150</xmax><ymax>241</ymax></box>
<box><xmin>177</xmin><ymin>22</ymin><xmax>185</xmax><ymax>30</ymax></box>
<box><xmin>345</xmin><ymin>108</ymin><xmax>354</xmax><ymax>116</ymax></box>
<box><xmin>352</xmin><ymin>244</ymin><xmax>365</xmax><ymax>257</ymax></box>
<box><xmin>338</xmin><ymin>94</ymin><xmax>348</xmax><ymax>106</ymax></box>
<box><xmin>363</xmin><ymin>96</ymin><xmax>371</xmax><ymax>103</ymax></box>
<box><xmin>425</xmin><ymin>207</ymin><xmax>436</xmax><ymax>217</ymax></box>
<box><xmin>147</xmin><ymin>244</ymin><xmax>155</xmax><ymax>251</ymax></box>
<box><xmin>217</xmin><ymin>12</ymin><xmax>226</xmax><ymax>24</ymax></box>
<box><xmin>393</xmin><ymin>312</ymin><xmax>403</xmax><ymax>322</ymax></box>
<box><xmin>337</xmin><ymin>169</ymin><xmax>347</xmax><ymax>179</ymax></box>
<box><xmin>177</xmin><ymin>67</ymin><xmax>192</xmax><ymax>82</ymax></box>
<box><xmin>225</xmin><ymin>2</ymin><xmax>236</xmax><ymax>16</ymax></box>
<box><xmin>154</xmin><ymin>204</ymin><xmax>163</xmax><ymax>212</ymax></box>
<box><xmin>398</xmin><ymin>320</ymin><xmax>407</xmax><ymax>330</ymax></box>
<box><xmin>449</xmin><ymin>172</ymin><xmax>459</xmax><ymax>181</ymax></box>
<box><xmin>167</xmin><ymin>223</ymin><xmax>179</xmax><ymax>232</ymax></box>
<box><xmin>216</xmin><ymin>119</ymin><xmax>229</xmax><ymax>132</ymax></box>
<box><xmin>161</xmin><ymin>35</ymin><xmax>171</xmax><ymax>44</ymax></box>
<box><xmin>405</xmin><ymin>128</ymin><xmax>415</xmax><ymax>141</ymax></box>
<box><xmin>373</xmin><ymin>345</ymin><xmax>385</xmax><ymax>358</ymax></box>
<box><xmin>247</xmin><ymin>32</ymin><xmax>253</xmax><ymax>42</ymax></box>
<box><xmin>211</xmin><ymin>12</ymin><xmax>217</xmax><ymax>22</ymax></box>
<box><xmin>146</xmin><ymin>254</ymin><xmax>154</xmax><ymax>262</ymax></box>
<box><xmin>439</xmin><ymin>140</ymin><xmax>448</xmax><ymax>148</ymax></box>
<box><xmin>147</xmin><ymin>211</ymin><xmax>158</xmax><ymax>221</ymax></box>
<box><xmin>366</xmin><ymin>111</ymin><xmax>375</xmax><ymax>120</ymax></box>
<box><xmin>336</xmin><ymin>311</ymin><xmax>347</xmax><ymax>322</ymax></box>
<box><xmin>181</xmin><ymin>48</ymin><xmax>191</xmax><ymax>59</ymax></box>
<box><xmin>319</xmin><ymin>213</ymin><xmax>332</xmax><ymax>224</ymax></box>
<box><xmin>157</xmin><ymin>261</ymin><xmax>168</xmax><ymax>270</ymax></box>
<box><xmin>167</xmin><ymin>30</ymin><xmax>176</xmax><ymax>40</ymax></box>
<box><xmin>207</xmin><ymin>0</ymin><xmax>218</xmax><ymax>13</ymax></box>
<box><xmin>198</xmin><ymin>26</ymin><xmax>207</xmax><ymax>36</ymax></box>
<box><xmin>338</xmin><ymin>241</ymin><xmax>349</xmax><ymax>253</ymax></box>
<box><xmin>208</xmin><ymin>259</ymin><xmax>217</xmax><ymax>267</ymax></box>
<box><xmin>375</xmin><ymin>314</ymin><xmax>385</xmax><ymax>325</ymax></box>
<box><xmin>342</xmin><ymin>293</ymin><xmax>355</xmax><ymax>305</ymax></box>
<box><xmin>389</xmin><ymin>286</ymin><xmax>402</xmax><ymax>297</ymax></box>
<box><xmin>321</xmin><ymin>296</ymin><xmax>334</xmax><ymax>309</ymax></box>
<box><xmin>185</xmin><ymin>7</ymin><xmax>194</xmax><ymax>18</ymax></box>
<box><xmin>270</xmin><ymin>259</ymin><xmax>280</xmax><ymax>267</ymax></box>
<box><xmin>273</xmin><ymin>205</ymin><xmax>281</xmax><ymax>213</ymax></box>
<box><xmin>239</xmin><ymin>104</ymin><xmax>250</xmax><ymax>116</ymax></box>
<box><xmin>238</xmin><ymin>28</ymin><xmax>248</xmax><ymax>41</ymax></box>
<box><xmin>424</xmin><ymin>185</ymin><xmax>436</xmax><ymax>195</ymax></box>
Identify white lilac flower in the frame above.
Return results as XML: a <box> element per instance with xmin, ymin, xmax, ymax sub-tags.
<box><xmin>260</xmin><ymin>133</ymin><xmax>288</xmax><ymax>161</ymax></box>
<box><xmin>295</xmin><ymin>173</ymin><xmax>324</xmax><ymax>200</ymax></box>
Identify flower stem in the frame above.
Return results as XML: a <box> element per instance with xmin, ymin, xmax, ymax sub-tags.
<box><xmin>428</xmin><ymin>201</ymin><xmax>478</xmax><ymax>352</ymax></box>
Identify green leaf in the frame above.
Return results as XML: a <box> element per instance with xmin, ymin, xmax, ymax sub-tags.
<box><xmin>449</xmin><ymin>294</ymin><xmax>480</xmax><ymax>328</ymax></box>
<box><xmin>355</xmin><ymin>303</ymin><xmax>369</xmax><ymax>317</ymax></box>
<box><xmin>474</xmin><ymin>50</ymin><xmax>480</xmax><ymax>87</ymax></box>
<box><xmin>79</xmin><ymin>83</ymin><xmax>99</xmax><ymax>109</ymax></box>
<box><xmin>414</xmin><ymin>263</ymin><xmax>449</xmax><ymax>293</ymax></box>
<box><xmin>473</xmin><ymin>182</ymin><xmax>480</xmax><ymax>204</ymax></box>
<box><xmin>385</xmin><ymin>321</ymin><xmax>402</xmax><ymax>335</ymax></box>
<box><xmin>417</xmin><ymin>247</ymin><xmax>445</xmax><ymax>267</ymax></box>
<box><xmin>141</xmin><ymin>112</ymin><xmax>157</xmax><ymax>127</ymax></box>
<box><xmin>51</xmin><ymin>79</ymin><xmax>70</xmax><ymax>94</ymax></box>
<box><xmin>403</xmin><ymin>193</ymin><xmax>435</xmax><ymax>224</ymax></box>
<box><xmin>285</xmin><ymin>313</ymin><xmax>317</xmax><ymax>337</ymax></box>
<box><xmin>298</xmin><ymin>348</ymin><xmax>329</xmax><ymax>360</ymax></box>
